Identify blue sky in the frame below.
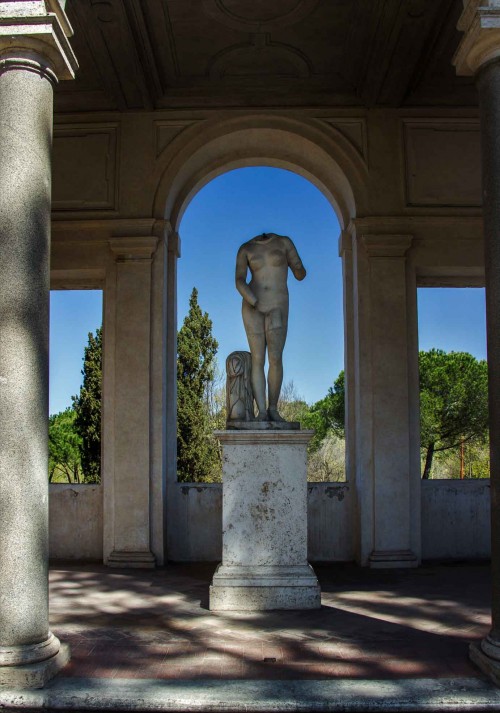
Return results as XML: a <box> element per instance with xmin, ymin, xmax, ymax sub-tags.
<box><xmin>49</xmin><ymin>167</ymin><xmax>487</xmax><ymax>415</ymax></box>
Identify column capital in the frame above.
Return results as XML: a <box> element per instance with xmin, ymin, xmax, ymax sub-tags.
<box><xmin>362</xmin><ymin>235</ymin><xmax>413</xmax><ymax>258</ymax></box>
<box><xmin>109</xmin><ymin>237</ymin><xmax>158</xmax><ymax>263</ymax></box>
<box><xmin>454</xmin><ymin>1</ymin><xmax>500</xmax><ymax>76</ymax></box>
<box><xmin>0</xmin><ymin>1</ymin><xmax>78</xmax><ymax>82</ymax></box>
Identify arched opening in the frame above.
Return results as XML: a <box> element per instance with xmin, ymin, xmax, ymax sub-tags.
<box><xmin>158</xmin><ymin>117</ymin><xmax>362</xmax><ymax>561</ymax></box>
<box><xmin>177</xmin><ymin>166</ymin><xmax>344</xmax><ymax>484</ymax></box>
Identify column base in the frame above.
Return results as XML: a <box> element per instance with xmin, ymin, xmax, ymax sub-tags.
<box><xmin>209</xmin><ymin>564</ymin><xmax>321</xmax><ymax>611</ymax></box>
<box><xmin>470</xmin><ymin>640</ymin><xmax>500</xmax><ymax>686</ymax></box>
<box><xmin>368</xmin><ymin>549</ymin><xmax>419</xmax><ymax>568</ymax></box>
<box><xmin>0</xmin><ymin>643</ymin><xmax>69</xmax><ymax>689</ymax></box>
<box><xmin>106</xmin><ymin>550</ymin><xmax>156</xmax><ymax>569</ymax></box>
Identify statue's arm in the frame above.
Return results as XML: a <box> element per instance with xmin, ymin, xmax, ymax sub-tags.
<box><xmin>286</xmin><ymin>238</ymin><xmax>307</xmax><ymax>281</ymax></box>
<box><xmin>235</xmin><ymin>246</ymin><xmax>257</xmax><ymax>306</ymax></box>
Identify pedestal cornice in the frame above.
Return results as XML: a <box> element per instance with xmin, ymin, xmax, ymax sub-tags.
<box><xmin>215</xmin><ymin>429</ymin><xmax>314</xmax><ymax>446</ymax></box>
<box><xmin>454</xmin><ymin>1</ymin><xmax>500</xmax><ymax>76</ymax></box>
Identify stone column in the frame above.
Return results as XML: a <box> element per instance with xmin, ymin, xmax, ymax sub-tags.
<box><xmin>105</xmin><ymin>238</ymin><xmax>158</xmax><ymax>568</ymax></box>
<box><xmin>351</xmin><ymin>230</ymin><xmax>419</xmax><ymax>567</ymax></box>
<box><xmin>455</xmin><ymin>0</ymin><xmax>500</xmax><ymax>683</ymax></box>
<box><xmin>0</xmin><ymin>2</ymin><xmax>76</xmax><ymax>688</ymax></box>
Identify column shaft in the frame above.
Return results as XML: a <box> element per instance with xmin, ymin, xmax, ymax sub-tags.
<box><xmin>0</xmin><ymin>61</ymin><xmax>56</xmax><ymax>654</ymax></box>
<box><xmin>478</xmin><ymin>60</ymin><xmax>500</xmax><ymax>646</ymax></box>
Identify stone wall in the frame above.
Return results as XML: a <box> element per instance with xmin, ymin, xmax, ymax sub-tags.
<box><xmin>49</xmin><ymin>479</ymin><xmax>491</xmax><ymax>563</ymax></box>
<box><xmin>49</xmin><ymin>484</ymin><xmax>103</xmax><ymax>561</ymax></box>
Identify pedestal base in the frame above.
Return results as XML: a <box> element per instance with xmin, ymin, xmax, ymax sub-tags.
<box><xmin>0</xmin><ymin>644</ymin><xmax>70</xmax><ymax>689</ymax></box>
<box><xmin>210</xmin><ymin>564</ymin><xmax>321</xmax><ymax>610</ymax></box>
<box><xmin>106</xmin><ymin>550</ymin><xmax>155</xmax><ymax>568</ymax></box>
<box><xmin>368</xmin><ymin>549</ymin><xmax>418</xmax><ymax>568</ymax></box>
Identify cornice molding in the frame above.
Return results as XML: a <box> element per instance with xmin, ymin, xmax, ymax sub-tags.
<box><xmin>109</xmin><ymin>237</ymin><xmax>158</xmax><ymax>263</ymax></box>
<box><xmin>362</xmin><ymin>235</ymin><xmax>413</xmax><ymax>258</ymax></box>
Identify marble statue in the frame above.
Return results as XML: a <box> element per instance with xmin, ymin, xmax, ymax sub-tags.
<box><xmin>235</xmin><ymin>232</ymin><xmax>306</xmax><ymax>422</ymax></box>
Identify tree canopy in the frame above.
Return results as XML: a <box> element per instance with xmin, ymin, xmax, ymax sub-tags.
<box><xmin>419</xmin><ymin>349</ymin><xmax>489</xmax><ymax>479</ymax></box>
<box><xmin>302</xmin><ymin>370</ymin><xmax>345</xmax><ymax>450</ymax></box>
<box><xmin>72</xmin><ymin>327</ymin><xmax>102</xmax><ymax>483</ymax></box>
<box><xmin>49</xmin><ymin>408</ymin><xmax>82</xmax><ymax>483</ymax></box>
<box><xmin>177</xmin><ymin>288</ymin><xmax>220</xmax><ymax>482</ymax></box>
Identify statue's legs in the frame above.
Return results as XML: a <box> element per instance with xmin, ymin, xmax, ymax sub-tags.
<box><xmin>266</xmin><ymin>308</ymin><xmax>288</xmax><ymax>420</ymax></box>
<box><xmin>242</xmin><ymin>303</ymin><xmax>267</xmax><ymax>419</ymax></box>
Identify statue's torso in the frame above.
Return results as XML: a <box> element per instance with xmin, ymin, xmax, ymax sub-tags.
<box><xmin>244</xmin><ymin>235</ymin><xmax>290</xmax><ymax>310</ymax></box>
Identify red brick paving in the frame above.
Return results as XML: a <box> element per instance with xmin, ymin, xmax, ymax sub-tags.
<box><xmin>50</xmin><ymin>562</ymin><xmax>491</xmax><ymax>681</ymax></box>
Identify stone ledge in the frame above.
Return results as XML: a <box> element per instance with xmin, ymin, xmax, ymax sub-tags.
<box><xmin>1</xmin><ymin>676</ymin><xmax>500</xmax><ymax>710</ymax></box>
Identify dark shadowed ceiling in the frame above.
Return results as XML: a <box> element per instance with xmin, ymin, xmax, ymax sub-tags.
<box><xmin>55</xmin><ymin>0</ymin><xmax>477</xmax><ymax>113</ymax></box>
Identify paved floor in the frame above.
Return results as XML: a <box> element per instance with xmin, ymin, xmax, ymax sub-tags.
<box><xmin>49</xmin><ymin>562</ymin><xmax>491</xmax><ymax>682</ymax></box>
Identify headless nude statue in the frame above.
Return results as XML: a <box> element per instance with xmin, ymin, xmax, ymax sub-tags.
<box><xmin>235</xmin><ymin>233</ymin><xmax>306</xmax><ymax>422</ymax></box>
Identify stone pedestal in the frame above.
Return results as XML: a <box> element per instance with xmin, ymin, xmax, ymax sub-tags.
<box><xmin>210</xmin><ymin>430</ymin><xmax>320</xmax><ymax>610</ymax></box>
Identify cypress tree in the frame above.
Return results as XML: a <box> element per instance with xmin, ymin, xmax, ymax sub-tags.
<box><xmin>72</xmin><ymin>327</ymin><xmax>102</xmax><ymax>483</ymax></box>
<box><xmin>177</xmin><ymin>288</ymin><xmax>219</xmax><ymax>481</ymax></box>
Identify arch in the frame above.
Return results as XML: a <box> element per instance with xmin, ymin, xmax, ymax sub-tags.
<box><xmin>153</xmin><ymin>114</ymin><xmax>368</xmax><ymax>232</ymax></box>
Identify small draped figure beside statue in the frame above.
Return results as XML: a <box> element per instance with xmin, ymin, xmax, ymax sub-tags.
<box><xmin>226</xmin><ymin>232</ymin><xmax>306</xmax><ymax>430</ymax></box>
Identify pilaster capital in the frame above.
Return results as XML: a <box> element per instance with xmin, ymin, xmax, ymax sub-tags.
<box><xmin>338</xmin><ymin>230</ymin><xmax>352</xmax><ymax>257</ymax></box>
<box><xmin>0</xmin><ymin>1</ymin><xmax>78</xmax><ymax>82</ymax></box>
<box><xmin>167</xmin><ymin>232</ymin><xmax>181</xmax><ymax>258</ymax></box>
<box><xmin>362</xmin><ymin>235</ymin><xmax>413</xmax><ymax>258</ymax></box>
<box><xmin>454</xmin><ymin>0</ymin><xmax>500</xmax><ymax>76</ymax></box>
<box><xmin>109</xmin><ymin>237</ymin><xmax>158</xmax><ymax>263</ymax></box>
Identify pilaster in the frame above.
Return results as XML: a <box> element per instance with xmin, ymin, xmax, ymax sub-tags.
<box><xmin>350</xmin><ymin>227</ymin><xmax>419</xmax><ymax>568</ymax></box>
<box><xmin>105</xmin><ymin>237</ymin><xmax>158</xmax><ymax>569</ymax></box>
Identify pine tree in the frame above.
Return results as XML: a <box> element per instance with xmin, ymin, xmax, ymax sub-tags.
<box><xmin>177</xmin><ymin>288</ymin><xmax>219</xmax><ymax>482</ymax></box>
<box><xmin>72</xmin><ymin>327</ymin><xmax>102</xmax><ymax>483</ymax></box>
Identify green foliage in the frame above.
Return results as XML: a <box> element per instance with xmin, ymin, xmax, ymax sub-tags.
<box><xmin>48</xmin><ymin>408</ymin><xmax>83</xmax><ymax>483</ymax></box>
<box><xmin>307</xmin><ymin>431</ymin><xmax>346</xmax><ymax>482</ymax></box>
<box><xmin>426</xmin><ymin>439</ymin><xmax>490</xmax><ymax>480</ymax></box>
<box><xmin>419</xmin><ymin>349</ymin><xmax>489</xmax><ymax>479</ymax></box>
<box><xmin>277</xmin><ymin>380</ymin><xmax>310</xmax><ymax>424</ymax></box>
<box><xmin>72</xmin><ymin>327</ymin><xmax>102</xmax><ymax>483</ymax></box>
<box><xmin>177</xmin><ymin>288</ymin><xmax>220</xmax><ymax>482</ymax></box>
<box><xmin>302</xmin><ymin>370</ymin><xmax>345</xmax><ymax>451</ymax></box>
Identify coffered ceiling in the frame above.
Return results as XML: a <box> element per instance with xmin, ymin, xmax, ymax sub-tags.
<box><xmin>55</xmin><ymin>0</ymin><xmax>477</xmax><ymax>113</ymax></box>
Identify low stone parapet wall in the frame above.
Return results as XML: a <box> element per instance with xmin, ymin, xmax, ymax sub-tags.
<box><xmin>421</xmin><ymin>479</ymin><xmax>491</xmax><ymax>561</ymax></box>
<box><xmin>168</xmin><ymin>482</ymin><xmax>355</xmax><ymax>562</ymax></box>
<box><xmin>49</xmin><ymin>484</ymin><xmax>103</xmax><ymax>561</ymax></box>
<box><xmin>48</xmin><ymin>479</ymin><xmax>491</xmax><ymax>563</ymax></box>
